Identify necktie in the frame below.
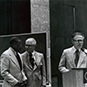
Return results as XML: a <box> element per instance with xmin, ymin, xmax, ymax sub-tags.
<box><xmin>75</xmin><ymin>50</ymin><xmax>79</xmax><ymax>66</ymax></box>
<box><xmin>16</xmin><ymin>52</ymin><xmax>22</xmax><ymax>70</ymax></box>
<box><xmin>29</xmin><ymin>53</ymin><xmax>34</xmax><ymax>68</ymax></box>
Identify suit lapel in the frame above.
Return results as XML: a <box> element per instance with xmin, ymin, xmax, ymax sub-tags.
<box><xmin>67</xmin><ymin>47</ymin><xmax>76</xmax><ymax>68</ymax></box>
<box><xmin>28</xmin><ymin>57</ymin><xmax>33</xmax><ymax>69</ymax></box>
<box><xmin>33</xmin><ymin>52</ymin><xmax>37</xmax><ymax>70</ymax></box>
<box><xmin>8</xmin><ymin>48</ymin><xmax>21</xmax><ymax>70</ymax></box>
<box><xmin>77</xmin><ymin>51</ymin><xmax>85</xmax><ymax>68</ymax></box>
<box><xmin>69</xmin><ymin>53</ymin><xmax>76</xmax><ymax>68</ymax></box>
<box><xmin>19</xmin><ymin>53</ymin><xmax>23</xmax><ymax>69</ymax></box>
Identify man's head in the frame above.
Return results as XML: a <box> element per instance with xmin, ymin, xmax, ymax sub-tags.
<box><xmin>10</xmin><ymin>37</ymin><xmax>22</xmax><ymax>52</ymax></box>
<box><xmin>25</xmin><ymin>38</ymin><xmax>36</xmax><ymax>53</ymax></box>
<box><xmin>72</xmin><ymin>32</ymin><xmax>85</xmax><ymax>50</ymax></box>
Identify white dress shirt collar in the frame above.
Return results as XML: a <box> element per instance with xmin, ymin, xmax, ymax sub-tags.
<box><xmin>73</xmin><ymin>46</ymin><xmax>81</xmax><ymax>53</ymax></box>
<box><xmin>28</xmin><ymin>50</ymin><xmax>36</xmax><ymax>60</ymax></box>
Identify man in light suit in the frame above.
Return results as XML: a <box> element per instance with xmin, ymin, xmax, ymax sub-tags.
<box><xmin>58</xmin><ymin>32</ymin><xmax>87</xmax><ymax>73</ymax></box>
<box><xmin>22</xmin><ymin>38</ymin><xmax>46</xmax><ymax>87</ymax></box>
<box><xmin>1</xmin><ymin>37</ymin><xmax>27</xmax><ymax>87</ymax></box>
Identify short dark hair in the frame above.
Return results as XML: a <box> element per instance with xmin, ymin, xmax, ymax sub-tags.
<box><xmin>10</xmin><ymin>37</ymin><xmax>20</xmax><ymax>46</ymax></box>
<box><xmin>72</xmin><ymin>32</ymin><xmax>85</xmax><ymax>39</ymax></box>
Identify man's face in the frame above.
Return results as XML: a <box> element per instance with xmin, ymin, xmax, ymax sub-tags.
<box><xmin>25</xmin><ymin>44</ymin><xmax>36</xmax><ymax>53</ymax></box>
<box><xmin>14</xmin><ymin>40</ymin><xmax>22</xmax><ymax>52</ymax></box>
<box><xmin>72</xmin><ymin>35</ymin><xmax>84</xmax><ymax>50</ymax></box>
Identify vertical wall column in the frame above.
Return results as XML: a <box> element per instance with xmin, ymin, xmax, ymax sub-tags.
<box><xmin>31</xmin><ymin>0</ymin><xmax>51</xmax><ymax>85</ymax></box>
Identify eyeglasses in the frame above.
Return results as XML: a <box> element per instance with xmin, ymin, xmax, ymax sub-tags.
<box><xmin>25</xmin><ymin>44</ymin><xmax>36</xmax><ymax>46</ymax></box>
<box><xmin>25</xmin><ymin>45</ymin><xmax>36</xmax><ymax>48</ymax></box>
<box><xmin>73</xmin><ymin>39</ymin><xmax>84</xmax><ymax>43</ymax></box>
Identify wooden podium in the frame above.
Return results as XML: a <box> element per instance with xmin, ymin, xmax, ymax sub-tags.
<box><xmin>62</xmin><ymin>68</ymin><xmax>87</xmax><ymax>87</ymax></box>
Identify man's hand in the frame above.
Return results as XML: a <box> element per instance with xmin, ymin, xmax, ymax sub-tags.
<box><xmin>14</xmin><ymin>80</ymin><xmax>27</xmax><ymax>87</ymax></box>
<box><xmin>14</xmin><ymin>81</ymin><xmax>23</xmax><ymax>87</ymax></box>
<box><xmin>23</xmin><ymin>80</ymin><xmax>27</xmax><ymax>85</ymax></box>
<box><xmin>21</xmin><ymin>80</ymin><xmax>27</xmax><ymax>87</ymax></box>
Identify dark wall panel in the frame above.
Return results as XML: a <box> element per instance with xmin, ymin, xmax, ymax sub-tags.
<box><xmin>50</xmin><ymin>0</ymin><xmax>87</xmax><ymax>87</ymax></box>
<box><xmin>50</xmin><ymin>0</ymin><xmax>74</xmax><ymax>74</ymax></box>
<box><xmin>0</xmin><ymin>0</ymin><xmax>30</xmax><ymax>35</ymax></box>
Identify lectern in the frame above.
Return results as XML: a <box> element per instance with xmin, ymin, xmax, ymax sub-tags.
<box><xmin>62</xmin><ymin>68</ymin><xmax>87</xmax><ymax>87</ymax></box>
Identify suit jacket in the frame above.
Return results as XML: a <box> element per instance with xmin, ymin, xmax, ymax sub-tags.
<box><xmin>58</xmin><ymin>46</ymin><xmax>87</xmax><ymax>73</ymax></box>
<box><xmin>1</xmin><ymin>47</ymin><xmax>27</xmax><ymax>87</ymax></box>
<box><xmin>22</xmin><ymin>51</ymin><xmax>46</xmax><ymax>87</ymax></box>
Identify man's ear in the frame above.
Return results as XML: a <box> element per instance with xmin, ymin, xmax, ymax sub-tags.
<box><xmin>72</xmin><ymin>39</ymin><xmax>74</xmax><ymax>44</ymax></box>
<box><xmin>25</xmin><ymin>45</ymin><xmax>27</xmax><ymax>49</ymax></box>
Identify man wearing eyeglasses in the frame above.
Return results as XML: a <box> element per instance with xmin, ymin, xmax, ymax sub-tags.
<box><xmin>58</xmin><ymin>32</ymin><xmax>87</xmax><ymax>73</ymax></box>
<box><xmin>22</xmin><ymin>38</ymin><xmax>46</xmax><ymax>87</ymax></box>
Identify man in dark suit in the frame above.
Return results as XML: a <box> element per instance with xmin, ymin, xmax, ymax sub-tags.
<box><xmin>1</xmin><ymin>37</ymin><xmax>27</xmax><ymax>87</ymax></box>
<box><xmin>22</xmin><ymin>38</ymin><xmax>46</xmax><ymax>87</ymax></box>
<box><xmin>58</xmin><ymin>32</ymin><xmax>87</xmax><ymax>73</ymax></box>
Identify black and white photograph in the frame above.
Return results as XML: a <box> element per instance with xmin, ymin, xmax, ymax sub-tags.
<box><xmin>1</xmin><ymin>0</ymin><xmax>87</xmax><ymax>87</ymax></box>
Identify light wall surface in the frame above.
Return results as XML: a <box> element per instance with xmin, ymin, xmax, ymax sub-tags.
<box><xmin>30</xmin><ymin>0</ymin><xmax>51</xmax><ymax>86</ymax></box>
